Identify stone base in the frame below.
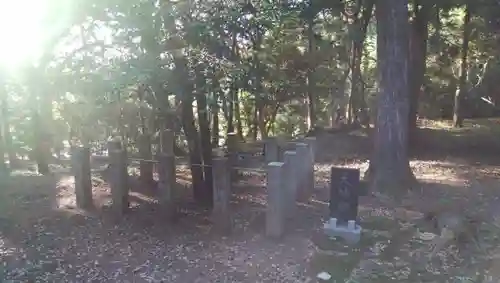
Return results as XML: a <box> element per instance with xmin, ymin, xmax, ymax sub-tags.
<box><xmin>323</xmin><ymin>218</ymin><xmax>362</xmax><ymax>244</ymax></box>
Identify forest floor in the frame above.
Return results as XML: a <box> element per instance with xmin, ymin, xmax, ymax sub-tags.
<box><xmin>2</xmin><ymin>118</ymin><xmax>500</xmax><ymax>282</ymax></box>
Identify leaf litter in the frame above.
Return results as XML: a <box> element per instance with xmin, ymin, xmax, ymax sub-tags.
<box><xmin>2</xmin><ymin>122</ymin><xmax>500</xmax><ymax>282</ymax></box>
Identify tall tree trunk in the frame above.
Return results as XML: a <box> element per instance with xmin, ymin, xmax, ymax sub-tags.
<box><xmin>368</xmin><ymin>0</ymin><xmax>415</xmax><ymax>194</ymax></box>
<box><xmin>234</xmin><ymin>90</ymin><xmax>244</xmax><ymax>140</ymax></box>
<box><xmin>181</xmin><ymin>97</ymin><xmax>205</xmax><ymax>203</ymax></box>
<box><xmin>0</xmin><ymin>121</ymin><xmax>7</xmax><ymax>174</ymax></box>
<box><xmin>252</xmin><ymin>101</ymin><xmax>258</xmax><ymax>141</ymax></box>
<box><xmin>137</xmin><ymin>87</ymin><xmax>154</xmax><ymax>184</ymax></box>
<box><xmin>211</xmin><ymin>92</ymin><xmax>219</xmax><ymax>147</ymax></box>
<box><xmin>334</xmin><ymin>67</ymin><xmax>351</xmax><ymax>126</ymax></box>
<box><xmin>306</xmin><ymin>12</ymin><xmax>317</xmax><ymax>130</ymax></box>
<box><xmin>453</xmin><ymin>3</ymin><xmax>471</xmax><ymax>128</ymax></box>
<box><xmin>32</xmin><ymin>85</ymin><xmax>51</xmax><ymax>175</ymax></box>
<box><xmin>408</xmin><ymin>0</ymin><xmax>430</xmax><ymax>146</ymax></box>
<box><xmin>349</xmin><ymin>0</ymin><xmax>374</xmax><ymax>126</ymax></box>
<box><xmin>195</xmin><ymin>68</ymin><xmax>214</xmax><ymax>207</ymax></box>
<box><xmin>257</xmin><ymin>106</ymin><xmax>267</xmax><ymax>139</ymax></box>
<box><xmin>226</xmin><ymin>31</ymin><xmax>238</xmax><ymax>136</ymax></box>
<box><xmin>33</xmin><ymin>111</ymin><xmax>50</xmax><ymax>175</ymax></box>
<box><xmin>174</xmin><ymin>58</ymin><xmax>205</xmax><ymax>202</ymax></box>
<box><xmin>226</xmin><ymin>85</ymin><xmax>234</xmax><ymax>134</ymax></box>
<box><xmin>0</xmin><ymin>87</ymin><xmax>17</xmax><ymax>168</ymax></box>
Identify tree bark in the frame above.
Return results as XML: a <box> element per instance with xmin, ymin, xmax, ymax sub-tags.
<box><xmin>367</xmin><ymin>0</ymin><xmax>416</xmax><ymax>195</ymax></box>
<box><xmin>0</xmin><ymin>87</ymin><xmax>17</xmax><ymax>168</ymax></box>
<box><xmin>137</xmin><ymin>87</ymin><xmax>154</xmax><ymax>184</ymax></box>
<box><xmin>349</xmin><ymin>0</ymin><xmax>374</xmax><ymax>126</ymax></box>
<box><xmin>195</xmin><ymin>68</ymin><xmax>214</xmax><ymax>207</ymax></box>
<box><xmin>234</xmin><ymin>88</ymin><xmax>244</xmax><ymax>140</ymax></box>
<box><xmin>181</xmin><ymin>97</ymin><xmax>206</xmax><ymax>203</ymax></box>
<box><xmin>211</xmin><ymin>91</ymin><xmax>219</xmax><ymax>147</ymax></box>
<box><xmin>408</xmin><ymin>0</ymin><xmax>430</xmax><ymax>146</ymax></box>
<box><xmin>0</xmin><ymin>121</ymin><xmax>7</xmax><ymax>173</ymax></box>
<box><xmin>174</xmin><ymin>57</ymin><xmax>205</xmax><ymax>203</ymax></box>
<box><xmin>306</xmin><ymin>12</ymin><xmax>317</xmax><ymax>130</ymax></box>
<box><xmin>453</xmin><ymin>3</ymin><xmax>471</xmax><ymax>128</ymax></box>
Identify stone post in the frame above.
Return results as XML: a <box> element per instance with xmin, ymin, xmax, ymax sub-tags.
<box><xmin>161</xmin><ymin>129</ymin><xmax>174</xmax><ymax>155</ymax></box>
<box><xmin>107</xmin><ymin>139</ymin><xmax>122</xmax><ymax>152</ymax></box>
<box><xmin>138</xmin><ymin>133</ymin><xmax>154</xmax><ymax>184</ymax></box>
<box><xmin>226</xmin><ymin>132</ymin><xmax>238</xmax><ymax>182</ymax></box>
<box><xmin>283</xmin><ymin>151</ymin><xmax>298</xmax><ymax>218</ymax></box>
<box><xmin>303</xmin><ymin>137</ymin><xmax>316</xmax><ymax>197</ymax></box>
<box><xmin>264</xmin><ymin>137</ymin><xmax>279</xmax><ymax>163</ymax></box>
<box><xmin>304</xmin><ymin>136</ymin><xmax>317</xmax><ymax>161</ymax></box>
<box><xmin>109</xmin><ymin>149</ymin><xmax>129</xmax><ymax>217</ymax></box>
<box><xmin>71</xmin><ymin>146</ymin><xmax>93</xmax><ymax>209</ymax></box>
<box><xmin>212</xmin><ymin>157</ymin><xmax>232</xmax><ymax>234</ymax></box>
<box><xmin>266</xmin><ymin>161</ymin><xmax>285</xmax><ymax>238</ymax></box>
<box><xmin>158</xmin><ymin>152</ymin><xmax>175</xmax><ymax>217</ymax></box>
<box><xmin>295</xmin><ymin>143</ymin><xmax>310</xmax><ymax>201</ymax></box>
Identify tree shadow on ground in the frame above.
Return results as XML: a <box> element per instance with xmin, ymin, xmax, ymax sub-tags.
<box><xmin>307</xmin><ymin>178</ymin><xmax>500</xmax><ymax>282</ymax></box>
<box><xmin>0</xmin><ymin>169</ymin><xmax>332</xmax><ymax>282</ymax></box>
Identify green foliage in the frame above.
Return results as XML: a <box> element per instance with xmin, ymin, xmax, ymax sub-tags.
<box><xmin>0</xmin><ymin>0</ymin><xmax>500</xmax><ymax>162</ymax></box>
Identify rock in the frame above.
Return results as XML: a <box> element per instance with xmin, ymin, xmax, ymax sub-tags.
<box><xmin>317</xmin><ymin>271</ymin><xmax>332</xmax><ymax>281</ymax></box>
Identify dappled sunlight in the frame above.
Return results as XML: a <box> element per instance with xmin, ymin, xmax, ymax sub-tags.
<box><xmin>0</xmin><ymin>235</ymin><xmax>19</xmax><ymax>257</ymax></box>
<box><xmin>0</xmin><ymin>0</ymin><xmax>49</xmax><ymax>68</ymax></box>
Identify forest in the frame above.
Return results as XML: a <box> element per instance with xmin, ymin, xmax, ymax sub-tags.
<box><xmin>1</xmin><ymin>0</ymin><xmax>500</xmax><ymax>281</ymax></box>
<box><xmin>0</xmin><ymin>0</ymin><xmax>499</xmax><ymax>192</ymax></box>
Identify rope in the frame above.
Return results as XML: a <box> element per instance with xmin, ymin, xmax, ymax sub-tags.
<box><xmin>181</xmin><ymin>163</ymin><xmax>267</xmax><ymax>173</ymax></box>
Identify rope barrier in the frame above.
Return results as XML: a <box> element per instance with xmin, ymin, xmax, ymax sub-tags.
<box><xmin>93</xmin><ymin>156</ymin><xmax>267</xmax><ymax>173</ymax></box>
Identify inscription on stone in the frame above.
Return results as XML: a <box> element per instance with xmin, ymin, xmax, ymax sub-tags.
<box><xmin>329</xmin><ymin>167</ymin><xmax>360</xmax><ymax>225</ymax></box>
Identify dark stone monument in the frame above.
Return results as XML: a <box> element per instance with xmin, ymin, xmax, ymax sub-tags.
<box><xmin>324</xmin><ymin>167</ymin><xmax>362</xmax><ymax>243</ymax></box>
<box><xmin>329</xmin><ymin>167</ymin><xmax>360</xmax><ymax>225</ymax></box>
<box><xmin>71</xmin><ymin>146</ymin><xmax>93</xmax><ymax>209</ymax></box>
<box><xmin>109</xmin><ymin>149</ymin><xmax>130</xmax><ymax>216</ymax></box>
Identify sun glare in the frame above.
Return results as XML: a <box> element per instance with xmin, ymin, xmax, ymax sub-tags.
<box><xmin>0</xmin><ymin>0</ymin><xmax>49</xmax><ymax>69</ymax></box>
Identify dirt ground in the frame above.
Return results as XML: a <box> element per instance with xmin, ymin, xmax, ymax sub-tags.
<box><xmin>2</xmin><ymin>118</ymin><xmax>500</xmax><ymax>282</ymax></box>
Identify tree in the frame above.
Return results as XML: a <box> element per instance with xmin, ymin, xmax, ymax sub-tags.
<box><xmin>408</xmin><ymin>0</ymin><xmax>431</xmax><ymax>145</ymax></box>
<box><xmin>367</xmin><ymin>0</ymin><xmax>416</xmax><ymax>194</ymax></box>
<box><xmin>453</xmin><ymin>2</ymin><xmax>472</xmax><ymax>128</ymax></box>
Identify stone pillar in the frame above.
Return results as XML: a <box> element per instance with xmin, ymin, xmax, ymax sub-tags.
<box><xmin>295</xmin><ymin>143</ymin><xmax>310</xmax><ymax>201</ymax></box>
<box><xmin>266</xmin><ymin>161</ymin><xmax>285</xmax><ymax>238</ymax></box>
<box><xmin>71</xmin><ymin>146</ymin><xmax>93</xmax><ymax>209</ymax></box>
<box><xmin>303</xmin><ymin>137</ymin><xmax>316</xmax><ymax>197</ymax></box>
<box><xmin>212</xmin><ymin>157</ymin><xmax>232</xmax><ymax>234</ymax></box>
<box><xmin>304</xmin><ymin>136</ymin><xmax>317</xmax><ymax>161</ymax></box>
<box><xmin>158</xmin><ymin>152</ymin><xmax>175</xmax><ymax>217</ymax></box>
<box><xmin>138</xmin><ymin>133</ymin><xmax>153</xmax><ymax>184</ymax></box>
<box><xmin>109</xmin><ymin>149</ymin><xmax>129</xmax><ymax>216</ymax></box>
<box><xmin>160</xmin><ymin>129</ymin><xmax>174</xmax><ymax>156</ymax></box>
<box><xmin>283</xmin><ymin>151</ymin><xmax>298</xmax><ymax>218</ymax></box>
<box><xmin>226</xmin><ymin>132</ymin><xmax>238</xmax><ymax>182</ymax></box>
<box><xmin>107</xmin><ymin>139</ymin><xmax>122</xmax><ymax>152</ymax></box>
<box><xmin>264</xmin><ymin>137</ymin><xmax>279</xmax><ymax>163</ymax></box>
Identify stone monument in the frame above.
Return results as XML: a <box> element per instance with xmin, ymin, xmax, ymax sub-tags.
<box><xmin>323</xmin><ymin>167</ymin><xmax>362</xmax><ymax>244</ymax></box>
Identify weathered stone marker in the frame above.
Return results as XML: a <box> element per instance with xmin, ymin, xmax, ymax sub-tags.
<box><xmin>138</xmin><ymin>133</ymin><xmax>153</xmax><ymax>184</ymax></box>
<box><xmin>324</xmin><ymin>167</ymin><xmax>362</xmax><ymax>244</ymax></box>
<box><xmin>283</xmin><ymin>150</ymin><xmax>298</xmax><ymax>218</ymax></box>
<box><xmin>158</xmin><ymin>153</ymin><xmax>175</xmax><ymax>207</ymax></box>
<box><xmin>264</xmin><ymin>137</ymin><xmax>279</xmax><ymax>163</ymax></box>
<box><xmin>71</xmin><ymin>146</ymin><xmax>93</xmax><ymax>209</ymax></box>
<box><xmin>212</xmin><ymin>157</ymin><xmax>232</xmax><ymax>234</ymax></box>
<box><xmin>160</xmin><ymin>129</ymin><xmax>174</xmax><ymax>155</ymax></box>
<box><xmin>107</xmin><ymin>139</ymin><xmax>122</xmax><ymax>152</ymax></box>
<box><xmin>109</xmin><ymin>149</ymin><xmax>129</xmax><ymax>216</ymax></box>
<box><xmin>226</xmin><ymin>132</ymin><xmax>238</xmax><ymax>182</ymax></box>
<box><xmin>295</xmin><ymin>143</ymin><xmax>310</xmax><ymax>201</ymax></box>
<box><xmin>266</xmin><ymin>162</ymin><xmax>285</xmax><ymax>238</ymax></box>
<box><xmin>304</xmin><ymin>137</ymin><xmax>316</xmax><ymax>194</ymax></box>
